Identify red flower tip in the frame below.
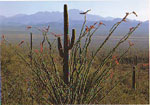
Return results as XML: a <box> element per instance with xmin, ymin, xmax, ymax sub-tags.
<box><xmin>34</xmin><ymin>49</ymin><xmax>39</xmax><ymax>53</ymax></box>
<box><xmin>18</xmin><ymin>40</ymin><xmax>24</xmax><ymax>46</ymax></box>
<box><xmin>112</xmin><ymin>55</ymin><xmax>116</xmax><ymax>59</ymax></box>
<box><xmin>27</xmin><ymin>26</ymin><xmax>32</xmax><ymax>30</ymax></box>
<box><xmin>2</xmin><ymin>34</ymin><xmax>5</xmax><ymax>39</ymax></box>
<box><xmin>99</xmin><ymin>22</ymin><xmax>103</xmax><ymax>25</ymax></box>
<box><xmin>85</xmin><ymin>26</ymin><xmax>89</xmax><ymax>32</ymax></box>
<box><xmin>115</xmin><ymin>60</ymin><xmax>119</xmax><ymax>65</ymax></box>
<box><xmin>40</xmin><ymin>43</ymin><xmax>43</xmax><ymax>53</ymax></box>
<box><xmin>90</xmin><ymin>25</ymin><xmax>95</xmax><ymax>29</ymax></box>
<box><xmin>128</xmin><ymin>40</ymin><xmax>134</xmax><ymax>46</ymax></box>
<box><xmin>99</xmin><ymin>22</ymin><xmax>106</xmax><ymax>26</ymax></box>
<box><xmin>1</xmin><ymin>34</ymin><xmax>5</xmax><ymax>44</ymax></box>
<box><xmin>129</xmin><ymin>27</ymin><xmax>134</xmax><ymax>31</ymax></box>
<box><xmin>143</xmin><ymin>63</ymin><xmax>149</xmax><ymax>67</ymax></box>
<box><xmin>112</xmin><ymin>55</ymin><xmax>119</xmax><ymax>65</ymax></box>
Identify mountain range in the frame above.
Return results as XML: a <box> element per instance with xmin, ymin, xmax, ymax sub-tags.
<box><xmin>0</xmin><ymin>9</ymin><xmax>149</xmax><ymax>36</ymax></box>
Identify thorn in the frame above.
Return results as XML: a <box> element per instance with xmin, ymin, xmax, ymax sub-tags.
<box><xmin>27</xmin><ymin>26</ymin><xmax>32</xmax><ymax>30</ymax></box>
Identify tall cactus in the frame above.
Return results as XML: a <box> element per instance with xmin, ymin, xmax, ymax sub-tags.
<box><xmin>57</xmin><ymin>4</ymin><xmax>76</xmax><ymax>84</ymax></box>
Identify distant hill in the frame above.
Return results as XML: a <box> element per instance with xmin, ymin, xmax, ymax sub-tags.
<box><xmin>0</xmin><ymin>9</ymin><xmax>149</xmax><ymax>37</ymax></box>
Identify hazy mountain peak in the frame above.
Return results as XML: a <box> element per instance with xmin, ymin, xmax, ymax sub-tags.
<box><xmin>13</xmin><ymin>14</ymin><xmax>28</xmax><ymax>18</ymax></box>
<box><xmin>69</xmin><ymin>9</ymin><xmax>83</xmax><ymax>13</ymax></box>
<box><xmin>0</xmin><ymin>9</ymin><xmax>148</xmax><ymax>26</ymax></box>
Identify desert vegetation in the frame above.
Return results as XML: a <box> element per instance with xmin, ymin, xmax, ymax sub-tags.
<box><xmin>1</xmin><ymin>4</ymin><xmax>149</xmax><ymax>104</ymax></box>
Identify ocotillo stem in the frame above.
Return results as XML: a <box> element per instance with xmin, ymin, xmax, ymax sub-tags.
<box><xmin>134</xmin><ymin>56</ymin><xmax>138</xmax><ymax>65</ymax></box>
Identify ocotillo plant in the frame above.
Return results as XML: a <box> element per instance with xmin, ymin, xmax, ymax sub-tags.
<box><xmin>57</xmin><ymin>4</ymin><xmax>76</xmax><ymax>84</ymax></box>
<box><xmin>2</xmin><ymin>4</ymin><xmax>142</xmax><ymax>104</ymax></box>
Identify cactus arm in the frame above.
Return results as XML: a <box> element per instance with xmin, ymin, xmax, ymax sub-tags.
<box><xmin>69</xmin><ymin>29</ymin><xmax>76</xmax><ymax>49</ymax></box>
<box><xmin>68</xmin><ymin>35</ymin><xmax>71</xmax><ymax>47</ymax></box>
<box><xmin>57</xmin><ymin>37</ymin><xmax>64</xmax><ymax>58</ymax></box>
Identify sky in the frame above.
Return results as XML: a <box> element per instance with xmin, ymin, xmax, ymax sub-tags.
<box><xmin>0</xmin><ymin>0</ymin><xmax>149</xmax><ymax>21</ymax></box>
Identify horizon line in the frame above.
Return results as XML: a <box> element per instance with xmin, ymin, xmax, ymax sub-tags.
<box><xmin>0</xmin><ymin>9</ymin><xmax>148</xmax><ymax>22</ymax></box>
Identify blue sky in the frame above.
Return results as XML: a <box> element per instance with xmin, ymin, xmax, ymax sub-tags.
<box><xmin>0</xmin><ymin>0</ymin><xmax>149</xmax><ymax>21</ymax></box>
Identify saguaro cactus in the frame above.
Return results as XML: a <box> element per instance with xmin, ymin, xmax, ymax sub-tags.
<box><xmin>57</xmin><ymin>4</ymin><xmax>76</xmax><ymax>84</ymax></box>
